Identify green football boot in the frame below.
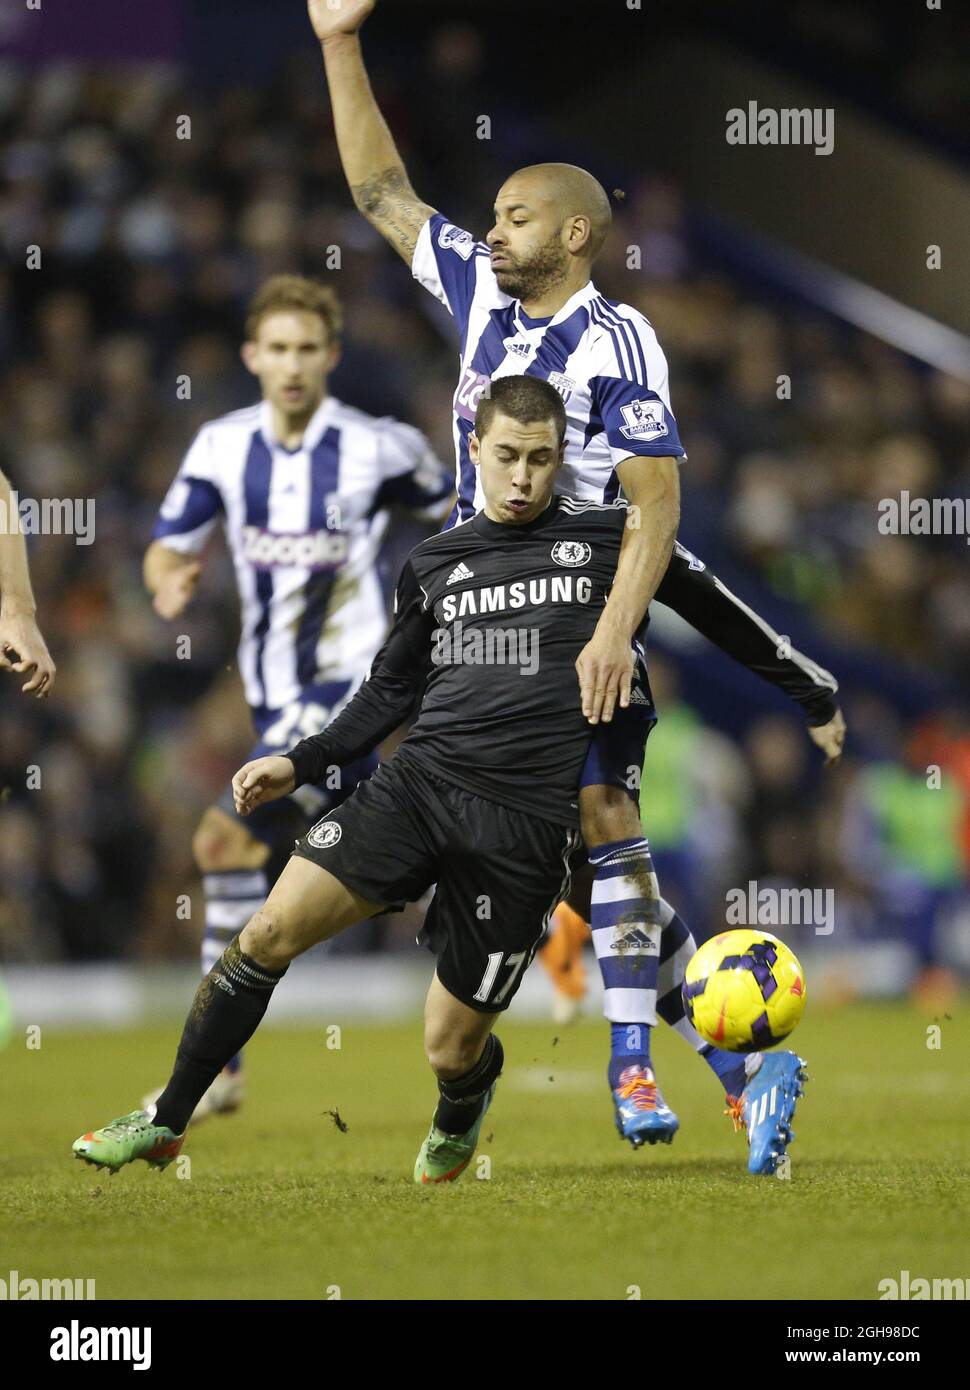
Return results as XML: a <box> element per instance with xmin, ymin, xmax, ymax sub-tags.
<box><xmin>413</xmin><ymin>1083</ymin><xmax>496</xmax><ymax>1185</ymax></box>
<box><xmin>73</xmin><ymin>1109</ymin><xmax>184</xmax><ymax>1174</ymax></box>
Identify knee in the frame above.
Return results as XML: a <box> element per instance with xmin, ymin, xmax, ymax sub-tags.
<box><xmin>579</xmin><ymin>784</ymin><xmax>642</xmax><ymax>850</ymax></box>
<box><xmin>239</xmin><ymin>907</ymin><xmax>296</xmax><ymax>972</ymax></box>
<box><xmin>424</xmin><ymin>1024</ymin><xmax>483</xmax><ymax>1081</ymax></box>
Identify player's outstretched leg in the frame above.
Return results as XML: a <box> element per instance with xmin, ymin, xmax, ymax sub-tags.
<box><xmin>652</xmin><ymin>900</ymin><xmax>811</xmax><ymax>1173</ymax></box>
<box><xmin>655</xmin><ymin>900</ymin><xmax>749</xmax><ymax>1100</ymax></box>
<box><xmin>414</xmin><ymin>974</ymin><xmax>503</xmax><ymax>1185</ymax></box>
<box><xmin>74</xmin><ymin>934</ymin><xmax>288</xmax><ymax>1173</ymax></box>
<box><xmin>74</xmin><ymin>858</ymin><xmax>382</xmax><ymax>1174</ymax></box>
<box><xmin>141</xmin><ymin>807</ymin><xmax>273</xmax><ymax>1125</ymax></box>
<box><xmin>725</xmin><ymin>1051</ymin><xmax>808</xmax><ymax>1176</ymax></box>
<box><xmin>581</xmin><ymin>786</ymin><xmax>679</xmax><ymax>1148</ymax></box>
<box><xmin>545</xmin><ymin>863</ymin><xmax>747</xmax><ymax>1148</ymax></box>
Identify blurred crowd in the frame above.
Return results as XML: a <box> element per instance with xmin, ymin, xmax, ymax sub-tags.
<box><xmin>0</xmin><ymin>39</ymin><xmax>968</xmax><ymax>985</ymax></box>
<box><xmin>720</xmin><ymin>0</ymin><xmax>970</xmax><ymax>153</ymax></box>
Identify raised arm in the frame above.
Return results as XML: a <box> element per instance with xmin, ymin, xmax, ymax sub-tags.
<box><xmin>308</xmin><ymin>1</ymin><xmax>436</xmax><ymax>264</ymax></box>
<box><xmin>655</xmin><ymin>544</ymin><xmax>846</xmax><ymax>764</ymax></box>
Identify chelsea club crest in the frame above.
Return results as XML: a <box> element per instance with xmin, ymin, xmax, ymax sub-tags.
<box><xmin>551</xmin><ymin>540</ymin><xmax>591</xmax><ymax>567</ymax></box>
<box><xmin>307</xmin><ymin>820</ymin><xmax>342</xmax><ymax>849</ymax></box>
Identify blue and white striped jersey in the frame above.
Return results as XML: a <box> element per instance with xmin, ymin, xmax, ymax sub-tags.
<box><xmin>151</xmin><ymin>395</ymin><xmax>452</xmax><ymax>711</ymax></box>
<box><xmin>411</xmin><ymin>212</ymin><xmax>686</xmax><ymax>522</ymax></box>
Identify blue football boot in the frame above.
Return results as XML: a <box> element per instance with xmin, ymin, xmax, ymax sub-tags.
<box><xmin>613</xmin><ymin>1065</ymin><xmax>679</xmax><ymax>1148</ymax></box>
<box><xmin>726</xmin><ymin>1051</ymin><xmax>807</xmax><ymax>1175</ymax></box>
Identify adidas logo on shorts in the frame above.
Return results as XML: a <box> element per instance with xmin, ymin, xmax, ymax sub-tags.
<box><xmin>447</xmin><ymin>562</ymin><xmax>475</xmax><ymax>585</ymax></box>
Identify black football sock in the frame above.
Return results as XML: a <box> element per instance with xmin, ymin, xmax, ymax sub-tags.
<box><xmin>433</xmin><ymin>1034</ymin><xmax>504</xmax><ymax>1135</ymax></box>
<box><xmin>152</xmin><ymin>937</ymin><xmax>287</xmax><ymax>1135</ymax></box>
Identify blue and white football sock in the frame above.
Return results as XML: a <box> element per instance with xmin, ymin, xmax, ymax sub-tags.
<box><xmin>588</xmin><ymin>837</ymin><xmax>661</xmax><ymax>1089</ymax></box>
<box><xmin>202</xmin><ymin>869</ymin><xmax>270</xmax><ymax>1074</ymax></box>
<box><xmin>655</xmin><ymin>899</ymin><xmax>748</xmax><ymax>1097</ymax></box>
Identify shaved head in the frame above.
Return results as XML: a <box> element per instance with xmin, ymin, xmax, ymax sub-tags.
<box><xmin>488</xmin><ymin>163</ymin><xmax>613</xmax><ymax>307</ymax></box>
<box><xmin>504</xmin><ymin>163</ymin><xmax>612</xmax><ymax>261</ymax></box>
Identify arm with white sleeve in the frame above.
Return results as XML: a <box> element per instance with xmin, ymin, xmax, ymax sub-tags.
<box><xmin>144</xmin><ymin>428</ymin><xmax>224</xmax><ymax>620</ymax></box>
<box><xmin>371</xmin><ymin>420</ymin><xmax>455</xmax><ymax>525</ymax></box>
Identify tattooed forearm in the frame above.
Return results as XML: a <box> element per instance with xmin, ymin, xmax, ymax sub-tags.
<box><xmin>350</xmin><ymin>167</ymin><xmax>434</xmax><ymax>262</ymax></box>
<box><xmin>352</xmin><ymin>166</ymin><xmax>410</xmax><ymax>215</ymax></box>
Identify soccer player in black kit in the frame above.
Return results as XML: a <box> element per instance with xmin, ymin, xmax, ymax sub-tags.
<box><xmin>74</xmin><ymin>377</ymin><xmax>817</xmax><ymax>1182</ymax></box>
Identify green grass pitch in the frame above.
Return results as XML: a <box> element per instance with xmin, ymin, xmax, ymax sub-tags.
<box><xmin>1</xmin><ymin>1000</ymin><xmax>967</xmax><ymax>1301</ymax></box>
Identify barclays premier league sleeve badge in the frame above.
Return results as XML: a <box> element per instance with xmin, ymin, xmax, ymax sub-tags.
<box><xmin>437</xmin><ymin>224</ymin><xmax>476</xmax><ymax>261</ymax></box>
<box><xmin>619</xmin><ymin>398</ymin><xmax>668</xmax><ymax>441</ymax></box>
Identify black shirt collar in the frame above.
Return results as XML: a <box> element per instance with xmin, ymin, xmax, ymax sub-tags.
<box><xmin>471</xmin><ymin>496</ymin><xmax>562</xmax><ymax>541</ymax></box>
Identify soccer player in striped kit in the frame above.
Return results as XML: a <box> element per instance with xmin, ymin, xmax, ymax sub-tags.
<box><xmin>143</xmin><ymin>275</ymin><xmax>452</xmax><ymax>1120</ymax></box>
<box><xmin>307</xmin><ymin>0</ymin><xmax>845</xmax><ymax>1172</ymax></box>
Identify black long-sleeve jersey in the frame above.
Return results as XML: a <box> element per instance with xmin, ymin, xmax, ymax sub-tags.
<box><xmin>287</xmin><ymin>498</ymin><xmax>839</xmax><ymax>827</ymax></box>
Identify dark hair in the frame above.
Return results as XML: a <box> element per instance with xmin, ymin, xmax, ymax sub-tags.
<box><xmin>475</xmin><ymin>375</ymin><xmax>566</xmax><ymax>444</ymax></box>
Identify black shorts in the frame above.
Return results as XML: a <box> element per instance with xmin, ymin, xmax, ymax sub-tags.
<box><xmin>579</xmin><ymin>640</ymin><xmax>657</xmax><ymax>800</ymax></box>
<box><xmin>292</xmin><ymin>755</ymin><xmax>583</xmax><ymax>1012</ymax></box>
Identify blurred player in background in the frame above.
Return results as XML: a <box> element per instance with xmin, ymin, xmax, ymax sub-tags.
<box><xmin>307</xmin><ymin>0</ymin><xmax>844</xmax><ymax>1170</ymax></box>
<box><xmin>142</xmin><ymin>274</ymin><xmax>452</xmax><ymax>1120</ymax></box>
